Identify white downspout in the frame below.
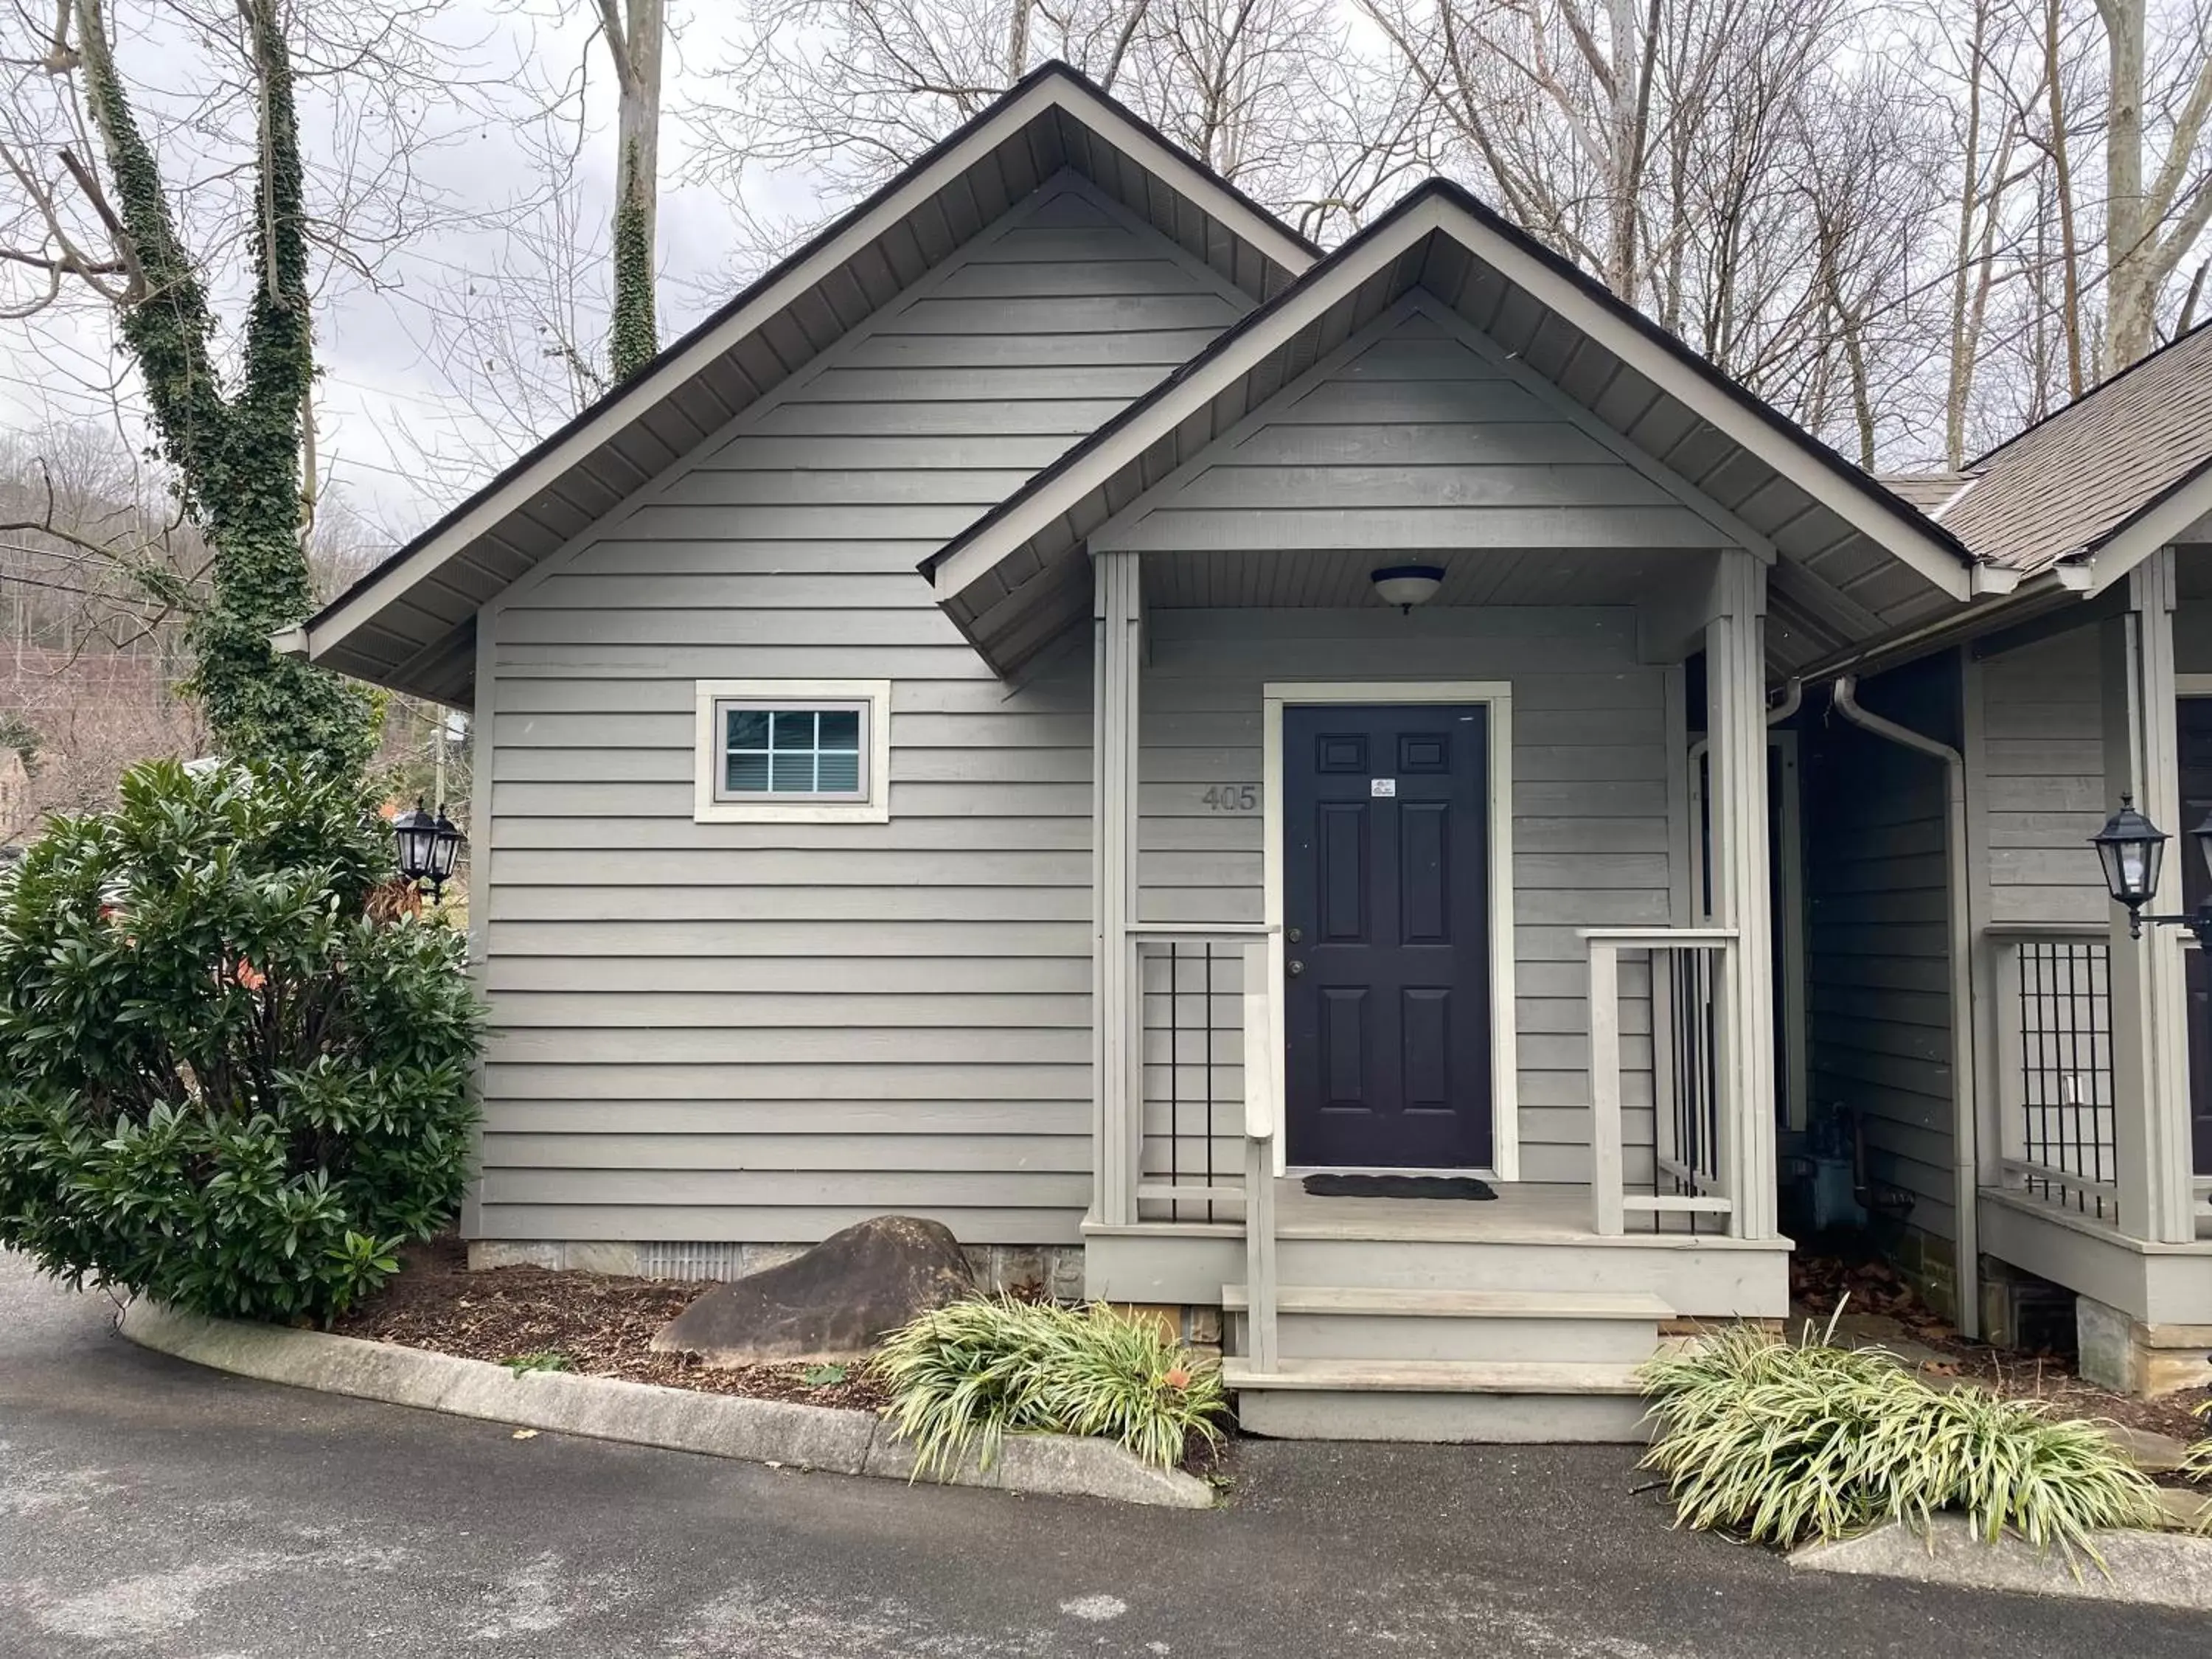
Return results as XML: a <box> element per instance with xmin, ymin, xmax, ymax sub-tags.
<box><xmin>1831</xmin><ymin>675</ymin><xmax>1980</xmax><ymax>1338</ymax></box>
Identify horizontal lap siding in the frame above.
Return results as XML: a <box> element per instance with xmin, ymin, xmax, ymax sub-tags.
<box><xmin>1101</xmin><ymin>310</ymin><xmax>1721</xmax><ymax>555</ymax></box>
<box><xmin>1807</xmin><ymin>662</ymin><xmax>1959</xmax><ymax>1245</ymax></box>
<box><xmin>1979</xmin><ymin>629</ymin><xmax>2107</xmax><ymax>928</ymax></box>
<box><xmin>1135</xmin><ymin>607</ymin><xmax>1671</xmax><ymax>1186</ymax></box>
<box><xmin>481</xmin><ymin>178</ymin><xmax>1250</xmax><ymax>1248</ymax></box>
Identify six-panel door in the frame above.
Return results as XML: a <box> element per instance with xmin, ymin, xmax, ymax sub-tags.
<box><xmin>1281</xmin><ymin>703</ymin><xmax>1493</xmax><ymax>1168</ymax></box>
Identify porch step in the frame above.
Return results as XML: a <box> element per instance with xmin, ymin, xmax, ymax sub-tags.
<box><xmin>1222</xmin><ymin>1357</ymin><xmax>1646</xmax><ymax>1393</ymax></box>
<box><xmin>1222</xmin><ymin>1284</ymin><xmax>1672</xmax><ymax>1363</ymax></box>
<box><xmin>1222</xmin><ymin>1357</ymin><xmax>1652</xmax><ymax>1443</ymax></box>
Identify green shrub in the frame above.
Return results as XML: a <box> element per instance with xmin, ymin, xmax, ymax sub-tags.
<box><xmin>1639</xmin><ymin>1325</ymin><xmax>2162</xmax><ymax>1561</ymax></box>
<box><xmin>0</xmin><ymin>759</ymin><xmax>484</xmax><ymax>1324</ymax></box>
<box><xmin>874</xmin><ymin>1295</ymin><xmax>1228</xmax><ymax>1474</ymax></box>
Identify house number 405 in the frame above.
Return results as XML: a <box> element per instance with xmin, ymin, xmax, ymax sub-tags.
<box><xmin>1202</xmin><ymin>785</ymin><xmax>1258</xmax><ymax>812</ymax></box>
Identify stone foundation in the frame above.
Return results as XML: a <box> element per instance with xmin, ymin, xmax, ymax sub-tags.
<box><xmin>2076</xmin><ymin>1294</ymin><xmax>2212</xmax><ymax>1396</ymax></box>
<box><xmin>467</xmin><ymin>1239</ymin><xmax>1087</xmax><ymax>1300</ymax></box>
<box><xmin>1869</xmin><ymin>1220</ymin><xmax>1958</xmax><ymax>1324</ymax></box>
<box><xmin>1109</xmin><ymin>1301</ymin><xmax>1224</xmax><ymax>1353</ymax></box>
<box><xmin>1975</xmin><ymin>1258</ymin><xmax>2078</xmax><ymax>1356</ymax></box>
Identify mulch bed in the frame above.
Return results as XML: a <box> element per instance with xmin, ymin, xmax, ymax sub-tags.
<box><xmin>1791</xmin><ymin>1250</ymin><xmax>2212</xmax><ymax>1449</ymax></box>
<box><xmin>332</xmin><ymin>1236</ymin><xmax>894</xmax><ymax>1412</ymax></box>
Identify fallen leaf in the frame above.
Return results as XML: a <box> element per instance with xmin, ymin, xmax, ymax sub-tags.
<box><xmin>511</xmin><ymin>1428</ymin><xmax>538</xmax><ymax>1440</ymax></box>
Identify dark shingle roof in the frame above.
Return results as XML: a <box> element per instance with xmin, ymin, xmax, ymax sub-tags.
<box><xmin>1877</xmin><ymin>472</ymin><xmax>1976</xmax><ymax>518</ymax></box>
<box><xmin>1937</xmin><ymin>322</ymin><xmax>2212</xmax><ymax>572</ymax></box>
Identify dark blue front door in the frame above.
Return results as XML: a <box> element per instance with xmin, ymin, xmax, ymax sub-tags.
<box><xmin>1282</xmin><ymin>703</ymin><xmax>1493</xmax><ymax>1169</ymax></box>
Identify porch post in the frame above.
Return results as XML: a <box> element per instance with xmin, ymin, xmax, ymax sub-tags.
<box><xmin>2103</xmin><ymin>549</ymin><xmax>2192</xmax><ymax>1242</ymax></box>
<box><xmin>1093</xmin><ymin>550</ymin><xmax>1143</xmax><ymax>1226</ymax></box>
<box><xmin>1705</xmin><ymin>552</ymin><xmax>1778</xmax><ymax>1239</ymax></box>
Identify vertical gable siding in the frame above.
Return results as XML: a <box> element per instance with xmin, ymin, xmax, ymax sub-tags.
<box><xmin>1135</xmin><ymin>608</ymin><xmax>1672</xmax><ymax>1186</ymax></box>
<box><xmin>479</xmin><ymin>178</ymin><xmax>1250</xmax><ymax>1248</ymax></box>
<box><xmin>1978</xmin><ymin>627</ymin><xmax>2109</xmax><ymax>926</ymax></box>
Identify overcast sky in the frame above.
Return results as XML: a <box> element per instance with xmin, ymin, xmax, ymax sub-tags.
<box><xmin>0</xmin><ymin>1</ymin><xmax>827</xmax><ymax>544</ymax></box>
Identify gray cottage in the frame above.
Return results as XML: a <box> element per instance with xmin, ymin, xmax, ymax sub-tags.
<box><xmin>296</xmin><ymin>63</ymin><xmax>2212</xmax><ymax>1437</ymax></box>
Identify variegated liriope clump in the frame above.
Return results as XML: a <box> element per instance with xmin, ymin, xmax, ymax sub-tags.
<box><xmin>874</xmin><ymin>1295</ymin><xmax>1227</xmax><ymax>1474</ymax></box>
<box><xmin>1638</xmin><ymin>1321</ymin><xmax>2163</xmax><ymax>1563</ymax></box>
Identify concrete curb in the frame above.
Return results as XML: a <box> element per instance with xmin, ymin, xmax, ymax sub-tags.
<box><xmin>1790</xmin><ymin>1516</ymin><xmax>2212</xmax><ymax>1610</ymax></box>
<box><xmin>117</xmin><ymin>1301</ymin><xmax>1214</xmax><ymax>1510</ymax></box>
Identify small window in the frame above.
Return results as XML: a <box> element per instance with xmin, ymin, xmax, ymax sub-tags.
<box><xmin>694</xmin><ymin>680</ymin><xmax>891</xmax><ymax>823</ymax></box>
<box><xmin>720</xmin><ymin>703</ymin><xmax>866</xmax><ymax>800</ymax></box>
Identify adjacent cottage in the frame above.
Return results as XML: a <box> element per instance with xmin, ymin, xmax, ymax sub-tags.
<box><xmin>297</xmin><ymin>63</ymin><xmax>2212</xmax><ymax>1435</ymax></box>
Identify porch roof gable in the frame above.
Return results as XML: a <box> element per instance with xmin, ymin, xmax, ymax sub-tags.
<box><xmin>924</xmin><ymin>179</ymin><xmax>1980</xmax><ymax>679</ymax></box>
<box><xmin>299</xmin><ymin>62</ymin><xmax>1318</xmax><ymax>706</ymax></box>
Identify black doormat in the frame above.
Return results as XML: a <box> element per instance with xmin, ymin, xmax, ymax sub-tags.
<box><xmin>1301</xmin><ymin>1172</ymin><xmax>1497</xmax><ymax>1201</ymax></box>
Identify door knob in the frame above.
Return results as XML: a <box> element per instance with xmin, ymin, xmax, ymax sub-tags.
<box><xmin>1287</xmin><ymin>959</ymin><xmax>1304</xmax><ymax>977</ymax></box>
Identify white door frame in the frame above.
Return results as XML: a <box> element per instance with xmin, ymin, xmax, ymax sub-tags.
<box><xmin>1261</xmin><ymin>681</ymin><xmax>1520</xmax><ymax>1181</ymax></box>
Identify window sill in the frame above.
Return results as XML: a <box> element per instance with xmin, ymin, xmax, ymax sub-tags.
<box><xmin>692</xmin><ymin>796</ymin><xmax>891</xmax><ymax>825</ymax></box>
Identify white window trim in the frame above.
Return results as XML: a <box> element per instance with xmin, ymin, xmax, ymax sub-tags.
<box><xmin>693</xmin><ymin>678</ymin><xmax>892</xmax><ymax>824</ymax></box>
<box><xmin>1261</xmin><ymin>681</ymin><xmax>1519</xmax><ymax>1183</ymax></box>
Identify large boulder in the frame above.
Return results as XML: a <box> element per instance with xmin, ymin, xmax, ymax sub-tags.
<box><xmin>650</xmin><ymin>1215</ymin><xmax>978</xmax><ymax>1366</ymax></box>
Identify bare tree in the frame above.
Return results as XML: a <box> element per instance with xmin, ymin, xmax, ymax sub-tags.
<box><xmin>594</xmin><ymin>0</ymin><xmax>664</xmax><ymax>379</ymax></box>
<box><xmin>2093</xmin><ymin>0</ymin><xmax>2212</xmax><ymax>364</ymax></box>
<box><xmin>0</xmin><ymin>422</ymin><xmax>206</xmax><ymax>838</ymax></box>
<box><xmin>0</xmin><ymin>0</ymin><xmax>543</xmax><ymax>768</ymax></box>
<box><xmin>684</xmin><ymin>0</ymin><xmax>1414</xmax><ymax>263</ymax></box>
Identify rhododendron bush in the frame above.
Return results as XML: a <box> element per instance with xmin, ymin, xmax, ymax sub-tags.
<box><xmin>0</xmin><ymin>760</ymin><xmax>482</xmax><ymax>1322</ymax></box>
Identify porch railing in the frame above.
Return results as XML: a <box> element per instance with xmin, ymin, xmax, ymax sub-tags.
<box><xmin>1585</xmin><ymin>927</ymin><xmax>1739</xmax><ymax>1236</ymax></box>
<box><xmin>1129</xmin><ymin>928</ymin><xmax>1272</xmax><ymax>1222</ymax></box>
<box><xmin>1116</xmin><ymin>926</ymin><xmax>1279</xmax><ymax>1369</ymax></box>
<box><xmin>1991</xmin><ymin>925</ymin><xmax>2118</xmax><ymax>1223</ymax></box>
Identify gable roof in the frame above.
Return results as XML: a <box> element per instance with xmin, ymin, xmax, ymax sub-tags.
<box><xmin>1878</xmin><ymin>471</ymin><xmax>1976</xmax><ymax>518</ymax></box>
<box><xmin>302</xmin><ymin>62</ymin><xmax>1318</xmax><ymax>704</ymax></box>
<box><xmin>924</xmin><ymin>178</ymin><xmax>1975</xmax><ymax>678</ymax></box>
<box><xmin>1935</xmin><ymin>320</ymin><xmax>2212</xmax><ymax>577</ymax></box>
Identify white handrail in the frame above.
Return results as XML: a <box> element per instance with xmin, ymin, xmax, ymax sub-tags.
<box><xmin>1240</xmin><ymin>939</ymin><xmax>1275</xmax><ymax>1143</ymax></box>
<box><xmin>1585</xmin><ymin>928</ymin><xmax>1739</xmax><ymax>1237</ymax></box>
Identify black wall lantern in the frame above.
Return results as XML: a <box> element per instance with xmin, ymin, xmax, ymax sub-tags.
<box><xmin>2091</xmin><ymin>794</ymin><xmax>2212</xmax><ymax>942</ymax></box>
<box><xmin>393</xmin><ymin>799</ymin><xmax>464</xmax><ymax>902</ymax></box>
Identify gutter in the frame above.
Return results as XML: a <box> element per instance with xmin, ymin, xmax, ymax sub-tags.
<box><xmin>1829</xmin><ymin>675</ymin><xmax>1980</xmax><ymax>1339</ymax></box>
<box><xmin>1796</xmin><ymin>565</ymin><xmax>2096</xmax><ymax>687</ymax></box>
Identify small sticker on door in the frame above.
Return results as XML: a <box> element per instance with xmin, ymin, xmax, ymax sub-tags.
<box><xmin>1371</xmin><ymin>778</ymin><xmax>1397</xmax><ymax>797</ymax></box>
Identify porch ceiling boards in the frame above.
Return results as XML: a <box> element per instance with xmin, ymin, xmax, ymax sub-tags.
<box><xmin>1138</xmin><ymin>545</ymin><xmax>1711</xmax><ymax>611</ymax></box>
<box><xmin>301</xmin><ymin>66</ymin><xmax>1315</xmax><ymax>706</ymax></box>
<box><xmin>926</xmin><ymin>185</ymin><xmax>1978</xmax><ymax>684</ymax></box>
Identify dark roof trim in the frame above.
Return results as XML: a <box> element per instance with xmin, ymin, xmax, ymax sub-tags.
<box><xmin>925</xmin><ymin>176</ymin><xmax>1974</xmax><ymax>594</ymax></box>
<box><xmin>306</xmin><ymin>60</ymin><xmax>1318</xmax><ymax>653</ymax></box>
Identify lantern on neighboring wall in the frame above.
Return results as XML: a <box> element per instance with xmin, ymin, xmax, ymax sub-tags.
<box><xmin>2090</xmin><ymin>794</ymin><xmax>2167</xmax><ymax>931</ymax></box>
<box><xmin>393</xmin><ymin>799</ymin><xmax>465</xmax><ymax>902</ymax></box>
<box><xmin>2090</xmin><ymin>795</ymin><xmax>2212</xmax><ymax>946</ymax></box>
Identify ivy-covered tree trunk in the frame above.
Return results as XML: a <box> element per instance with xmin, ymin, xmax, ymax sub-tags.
<box><xmin>599</xmin><ymin>0</ymin><xmax>663</xmax><ymax>382</ymax></box>
<box><xmin>74</xmin><ymin>0</ymin><xmax>378</xmax><ymax>774</ymax></box>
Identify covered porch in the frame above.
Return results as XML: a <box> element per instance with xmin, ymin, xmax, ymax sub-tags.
<box><xmin>1960</xmin><ymin>543</ymin><xmax>2212</xmax><ymax>1389</ymax></box>
<box><xmin>1079</xmin><ymin>545</ymin><xmax>1795</xmax><ymax>1388</ymax></box>
<box><xmin>919</xmin><ymin>188</ymin><xmax>1982</xmax><ymax>1433</ymax></box>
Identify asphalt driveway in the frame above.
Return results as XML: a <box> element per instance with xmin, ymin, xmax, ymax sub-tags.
<box><xmin>1</xmin><ymin>1248</ymin><xmax>2201</xmax><ymax>1658</ymax></box>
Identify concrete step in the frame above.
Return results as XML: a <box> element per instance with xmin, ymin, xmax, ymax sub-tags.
<box><xmin>1270</xmin><ymin>1235</ymin><xmax>1775</xmax><ymax>1310</ymax></box>
<box><xmin>1223</xmin><ymin>1357</ymin><xmax>1652</xmax><ymax>1443</ymax></box>
<box><xmin>1082</xmin><ymin>1225</ymin><xmax>1791</xmax><ymax>1321</ymax></box>
<box><xmin>1222</xmin><ymin>1284</ymin><xmax>1672</xmax><ymax>1363</ymax></box>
